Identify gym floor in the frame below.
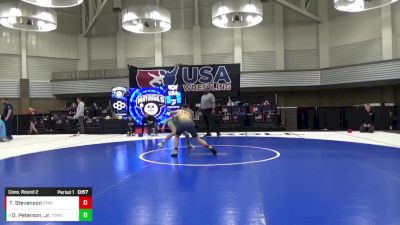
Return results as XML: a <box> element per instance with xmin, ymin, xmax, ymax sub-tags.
<box><xmin>1</xmin><ymin>132</ymin><xmax>399</xmax><ymax>225</ymax></box>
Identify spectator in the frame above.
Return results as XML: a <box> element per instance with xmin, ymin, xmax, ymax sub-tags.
<box><xmin>28</xmin><ymin>107</ymin><xmax>39</xmax><ymax>135</ymax></box>
<box><xmin>360</xmin><ymin>104</ymin><xmax>375</xmax><ymax>133</ymax></box>
<box><xmin>142</xmin><ymin>112</ymin><xmax>158</xmax><ymax>136</ymax></box>
<box><xmin>227</xmin><ymin>97</ymin><xmax>233</xmax><ymax>106</ymax></box>
<box><xmin>262</xmin><ymin>99</ymin><xmax>277</xmax><ymax>114</ymax></box>
<box><xmin>2</xmin><ymin>98</ymin><xmax>13</xmax><ymax>140</ymax></box>
<box><xmin>0</xmin><ymin>118</ymin><xmax>9</xmax><ymax>142</ymax></box>
<box><xmin>68</xmin><ymin>102</ymin><xmax>77</xmax><ymax>117</ymax></box>
<box><xmin>27</xmin><ymin>107</ymin><xmax>36</xmax><ymax>115</ymax></box>
<box><xmin>127</xmin><ymin>115</ymin><xmax>136</xmax><ymax>136</ymax></box>
<box><xmin>92</xmin><ymin>102</ymin><xmax>99</xmax><ymax>117</ymax></box>
<box><xmin>111</xmin><ymin>111</ymin><xmax>118</xmax><ymax>119</ymax></box>
<box><xmin>73</xmin><ymin>97</ymin><xmax>85</xmax><ymax>136</ymax></box>
<box><xmin>214</xmin><ymin>104</ymin><xmax>223</xmax><ymax>132</ymax></box>
<box><xmin>200</xmin><ymin>87</ymin><xmax>220</xmax><ymax>137</ymax></box>
<box><xmin>250</xmin><ymin>105</ymin><xmax>258</xmax><ymax>114</ymax></box>
<box><xmin>391</xmin><ymin>110</ymin><xmax>398</xmax><ymax>130</ymax></box>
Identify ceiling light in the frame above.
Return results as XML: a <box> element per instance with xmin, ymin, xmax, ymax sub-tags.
<box><xmin>0</xmin><ymin>2</ymin><xmax>57</xmax><ymax>32</ymax></box>
<box><xmin>122</xmin><ymin>5</ymin><xmax>171</xmax><ymax>33</ymax></box>
<box><xmin>334</xmin><ymin>0</ymin><xmax>399</xmax><ymax>12</ymax></box>
<box><xmin>212</xmin><ymin>0</ymin><xmax>263</xmax><ymax>28</ymax></box>
<box><xmin>22</xmin><ymin>0</ymin><xmax>83</xmax><ymax>8</ymax></box>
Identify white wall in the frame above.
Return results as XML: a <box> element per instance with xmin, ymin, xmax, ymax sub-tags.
<box><xmin>0</xmin><ymin>24</ymin><xmax>80</xmax><ymax>98</ymax></box>
<box><xmin>125</xmin><ymin>33</ymin><xmax>155</xmax><ymax>58</ymax></box>
<box><xmin>0</xmin><ymin>2</ymin><xmax>82</xmax><ymax>98</ymax></box>
<box><xmin>163</xmin><ymin>29</ymin><xmax>193</xmax><ymax>56</ymax></box>
<box><xmin>83</xmin><ymin>0</ymin><xmax>398</xmax><ymax>71</ymax></box>
<box><xmin>26</xmin><ymin>32</ymin><xmax>79</xmax><ymax>97</ymax></box>
<box><xmin>329</xmin><ymin>10</ymin><xmax>381</xmax><ymax>47</ymax></box>
<box><xmin>201</xmin><ymin>28</ymin><xmax>233</xmax><ymax>54</ymax></box>
<box><xmin>328</xmin><ymin>3</ymin><xmax>385</xmax><ymax>66</ymax></box>
<box><xmin>284</xmin><ymin>22</ymin><xmax>319</xmax><ymax>70</ymax></box>
<box><xmin>284</xmin><ymin>24</ymin><xmax>318</xmax><ymax>50</ymax></box>
<box><xmin>184</xmin><ymin>8</ymin><xmax>195</xmax><ymax>29</ymax></box>
<box><xmin>200</xmin><ymin>28</ymin><xmax>234</xmax><ymax>65</ymax></box>
<box><xmin>243</xmin><ymin>25</ymin><xmax>276</xmax><ymax>52</ymax></box>
<box><xmin>89</xmin><ymin>34</ymin><xmax>117</xmax><ymax>70</ymax></box>
<box><xmin>162</xmin><ymin>29</ymin><xmax>194</xmax><ymax>66</ymax></box>
<box><xmin>57</xmin><ymin>13</ymin><xmax>81</xmax><ymax>34</ymax></box>
<box><xmin>2</xmin><ymin>0</ymin><xmax>400</xmax><ymax>97</ymax></box>
<box><xmin>393</xmin><ymin>2</ymin><xmax>400</xmax><ymax>58</ymax></box>
<box><xmin>90</xmin><ymin>34</ymin><xmax>116</xmax><ymax>60</ymax></box>
<box><xmin>27</xmin><ymin>32</ymin><xmax>78</xmax><ymax>59</ymax></box>
<box><xmin>391</xmin><ymin>2</ymin><xmax>400</xmax><ymax>35</ymax></box>
<box><xmin>199</xmin><ymin>7</ymin><xmax>213</xmax><ymax>28</ymax></box>
<box><xmin>93</xmin><ymin>14</ymin><xmax>119</xmax><ymax>35</ymax></box>
<box><xmin>242</xmin><ymin>24</ymin><xmax>276</xmax><ymax>71</ymax></box>
<box><xmin>0</xmin><ymin>26</ymin><xmax>20</xmax><ymax>55</ymax></box>
<box><xmin>124</xmin><ymin>32</ymin><xmax>155</xmax><ymax>67</ymax></box>
<box><xmin>0</xmin><ymin>26</ymin><xmax>21</xmax><ymax>96</ymax></box>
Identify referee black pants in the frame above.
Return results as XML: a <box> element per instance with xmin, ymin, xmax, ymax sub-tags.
<box><xmin>202</xmin><ymin>108</ymin><xmax>220</xmax><ymax>136</ymax></box>
<box><xmin>4</xmin><ymin>119</ymin><xmax>13</xmax><ymax>139</ymax></box>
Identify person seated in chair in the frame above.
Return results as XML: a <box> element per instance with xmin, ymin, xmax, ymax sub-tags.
<box><xmin>360</xmin><ymin>104</ymin><xmax>375</xmax><ymax>133</ymax></box>
<box><xmin>142</xmin><ymin>113</ymin><xmax>159</xmax><ymax>136</ymax></box>
<box><xmin>28</xmin><ymin>107</ymin><xmax>39</xmax><ymax>135</ymax></box>
<box><xmin>127</xmin><ymin>116</ymin><xmax>136</xmax><ymax>136</ymax></box>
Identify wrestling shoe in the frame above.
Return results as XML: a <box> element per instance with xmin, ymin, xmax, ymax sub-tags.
<box><xmin>209</xmin><ymin>147</ymin><xmax>217</xmax><ymax>155</ymax></box>
<box><xmin>157</xmin><ymin>142</ymin><xmax>165</xmax><ymax>148</ymax></box>
<box><xmin>171</xmin><ymin>149</ymin><xmax>178</xmax><ymax>157</ymax></box>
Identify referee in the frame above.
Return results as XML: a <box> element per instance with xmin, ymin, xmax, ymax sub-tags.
<box><xmin>200</xmin><ymin>87</ymin><xmax>221</xmax><ymax>137</ymax></box>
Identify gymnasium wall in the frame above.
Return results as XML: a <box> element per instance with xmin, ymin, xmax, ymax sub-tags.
<box><xmin>86</xmin><ymin>0</ymin><xmax>399</xmax><ymax>70</ymax></box>
<box><xmin>393</xmin><ymin>2</ymin><xmax>400</xmax><ymax>58</ymax></box>
<box><xmin>283</xmin><ymin>4</ymin><xmax>319</xmax><ymax>70</ymax></box>
<box><xmin>89</xmin><ymin>34</ymin><xmax>117</xmax><ymax>70</ymax></box>
<box><xmin>0</xmin><ymin>26</ymin><xmax>21</xmax><ymax>98</ymax></box>
<box><xmin>0</xmin><ymin>12</ymin><xmax>79</xmax><ymax>113</ymax></box>
<box><xmin>1</xmin><ymin>0</ymin><xmax>400</xmax><ymax>114</ymax></box>
<box><xmin>330</xmin><ymin>8</ymin><xmax>386</xmax><ymax>67</ymax></box>
<box><xmin>27</xmin><ymin>32</ymin><xmax>79</xmax><ymax>99</ymax></box>
<box><xmin>125</xmin><ymin>32</ymin><xmax>156</xmax><ymax>68</ymax></box>
<box><xmin>278</xmin><ymin>85</ymin><xmax>400</xmax><ymax>107</ymax></box>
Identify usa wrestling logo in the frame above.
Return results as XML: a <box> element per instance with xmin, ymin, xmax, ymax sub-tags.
<box><xmin>136</xmin><ymin>66</ymin><xmax>179</xmax><ymax>88</ymax></box>
<box><xmin>135</xmin><ymin>65</ymin><xmax>233</xmax><ymax>92</ymax></box>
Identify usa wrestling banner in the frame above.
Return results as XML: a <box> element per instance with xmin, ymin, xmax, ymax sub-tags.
<box><xmin>128</xmin><ymin>64</ymin><xmax>240</xmax><ymax>98</ymax></box>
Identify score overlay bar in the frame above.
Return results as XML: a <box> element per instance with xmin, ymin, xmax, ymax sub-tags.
<box><xmin>5</xmin><ymin>188</ymin><xmax>92</xmax><ymax>222</ymax></box>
